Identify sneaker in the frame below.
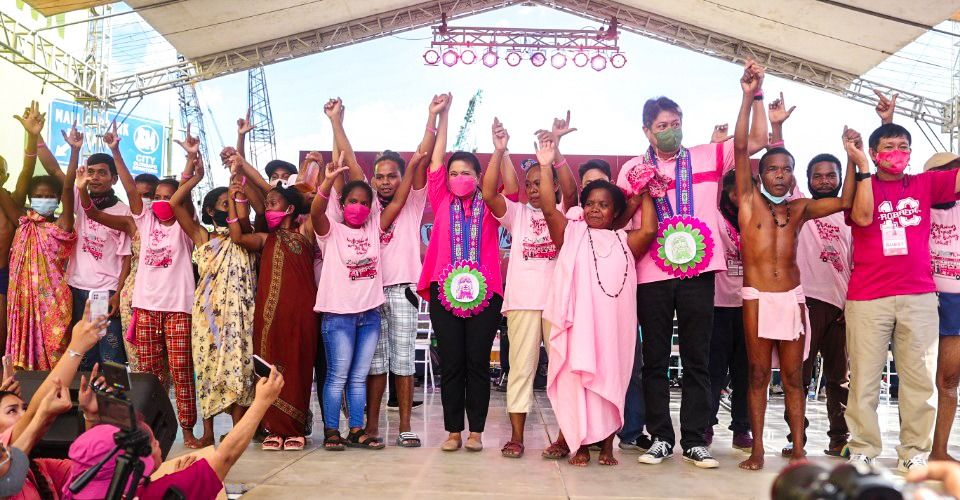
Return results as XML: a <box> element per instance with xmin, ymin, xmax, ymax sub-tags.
<box><xmin>637</xmin><ymin>439</ymin><xmax>673</xmax><ymax>465</ymax></box>
<box><xmin>732</xmin><ymin>432</ymin><xmax>753</xmax><ymax>451</ymax></box>
<box><xmin>898</xmin><ymin>456</ymin><xmax>928</xmax><ymax>473</ymax></box>
<box><xmin>848</xmin><ymin>453</ymin><xmax>876</xmax><ymax>466</ymax></box>
<box><xmin>704</xmin><ymin>427</ymin><xmax>714</xmax><ymax>447</ymax></box>
<box><xmin>411</xmin><ymin>400</ymin><xmax>424</xmax><ymax>410</ymax></box>
<box><xmin>636</xmin><ymin>434</ymin><xmax>653</xmax><ymax>453</ymax></box>
<box><xmin>386</xmin><ymin>401</ymin><xmax>399</xmax><ymax>411</ymax></box>
<box><xmin>682</xmin><ymin>446</ymin><xmax>719</xmax><ymax>469</ymax></box>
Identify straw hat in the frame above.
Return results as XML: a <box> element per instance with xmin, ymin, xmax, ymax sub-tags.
<box><xmin>923</xmin><ymin>152</ymin><xmax>960</xmax><ymax>171</ymax></box>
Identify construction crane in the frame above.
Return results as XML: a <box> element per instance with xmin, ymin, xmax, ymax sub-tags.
<box><xmin>453</xmin><ymin>89</ymin><xmax>483</xmax><ymax>153</ymax></box>
<box><xmin>176</xmin><ymin>54</ymin><xmax>214</xmax><ymax>207</ymax></box>
<box><xmin>246</xmin><ymin>66</ymin><xmax>277</xmax><ymax>166</ymax></box>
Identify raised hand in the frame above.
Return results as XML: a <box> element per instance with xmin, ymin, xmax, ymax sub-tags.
<box><xmin>492</xmin><ymin>117</ymin><xmax>509</xmax><ymax>151</ymax></box>
<box><xmin>769</xmin><ymin>92</ymin><xmax>796</xmax><ymax>125</ymax></box>
<box><xmin>842</xmin><ymin>126</ymin><xmax>867</xmax><ymax>166</ymax></box>
<box><xmin>76</xmin><ymin>166</ymin><xmax>90</xmax><ymax>191</ymax></box>
<box><xmin>237</xmin><ymin>108</ymin><xmax>255</xmax><ymax>135</ymax></box>
<box><xmin>14</xmin><ymin>101</ymin><xmax>45</xmax><ymax>136</ymax></box>
<box><xmin>78</xmin><ymin>364</ymin><xmax>104</xmax><ymax>417</ymax></box>
<box><xmin>324</xmin><ymin>98</ymin><xmax>344</xmax><ymax>121</ymax></box>
<box><xmin>429</xmin><ymin>94</ymin><xmax>445</xmax><ymax>115</ymax></box>
<box><xmin>62</xmin><ymin>121</ymin><xmax>84</xmax><ymax>149</ymax></box>
<box><xmin>438</xmin><ymin>93</ymin><xmax>452</xmax><ymax>113</ymax></box>
<box><xmin>37</xmin><ymin>377</ymin><xmax>72</xmax><ymax>418</ymax></box>
<box><xmin>551</xmin><ymin>110</ymin><xmax>578</xmax><ymax>139</ymax></box>
<box><xmin>324</xmin><ymin>153</ymin><xmax>349</xmax><ymax>181</ymax></box>
<box><xmin>740</xmin><ymin>59</ymin><xmax>764</xmax><ymax>95</ymax></box>
<box><xmin>711</xmin><ymin>123</ymin><xmax>731</xmax><ymax>143</ymax></box>
<box><xmin>194</xmin><ymin>154</ymin><xmax>206</xmax><ymax>179</ymax></box>
<box><xmin>173</xmin><ymin>123</ymin><xmax>200</xmax><ymax>156</ymax></box>
<box><xmin>873</xmin><ymin>89</ymin><xmax>898</xmax><ymax>124</ymax></box>
<box><xmin>535</xmin><ymin>137</ymin><xmax>558</xmax><ymax>167</ymax></box>
<box><xmin>220</xmin><ymin>146</ymin><xmax>238</xmax><ymax>167</ymax></box>
<box><xmin>102</xmin><ymin>121</ymin><xmax>120</xmax><ymax>150</ymax></box>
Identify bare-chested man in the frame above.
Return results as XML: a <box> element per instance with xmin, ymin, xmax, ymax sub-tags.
<box><xmin>733</xmin><ymin>61</ymin><xmax>859</xmax><ymax>470</ymax></box>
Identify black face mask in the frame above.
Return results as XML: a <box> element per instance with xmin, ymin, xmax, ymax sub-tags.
<box><xmin>808</xmin><ymin>181</ymin><xmax>841</xmax><ymax>200</ymax></box>
<box><xmin>212</xmin><ymin>210</ymin><xmax>230</xmax><ymax>227</ymax></box>
<box><xmin>933</xmin><ymin>201</ymin><xmax>957</xmax><ymax>210</ymax></box>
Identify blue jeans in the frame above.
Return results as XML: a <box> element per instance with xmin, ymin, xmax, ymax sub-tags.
<box><xmin>321</xmin><ymin>309</ymin><xmax>381</xmax><ymax>430</ymax></box>
<box><xmin>618</xmin><ymin>337</ymin><xmax>646</xmax><ymax>442</ymax></box>
<box><xmin>70</xmin><ymin>287</ymin><xmax>127</xmax><ymax>370</ymax></box>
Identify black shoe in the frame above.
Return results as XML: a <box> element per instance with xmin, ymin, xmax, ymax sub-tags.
<box><xmin>682</xmin><ymin>446</ymin><xmax>719</xmax><ymax>469</ymax></box>
<box><xmin>386</xmin><ymin>401</ymin><xmax>399</xmax><ymax>411</ymax></box>
<box><xmin>411</xmin><ymin>400</ymin><xmax>424</xmax><ymax>410</ymax></box>
<box><xmin>637</xmin><ymin>439</ymin><xmax>673</xmax><ymax>464</ymax></box>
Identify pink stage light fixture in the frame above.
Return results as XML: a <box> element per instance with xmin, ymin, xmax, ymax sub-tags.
<box><xmin>610</xmin><ymin>53</ymin><xmax>627</xmax><ymax>68</ymax></box>
<box><xmin>482</xmin><ymin>50</ymin><xmax>499</xmax><ymax>67</ymax></box>
<box><xmin>461</xmin><ymin>49</ymin><xmax>477</xmax><ymax>65</ymax></box>
<box><xmin>442</xmin><ymin>49</ymin><xmax>459</xmax><ymax>66</ymax></box>
<box><xmin>423</xmin><ymin>49</ymin><xmax>440</xmax><ymax>65</ymax></box>
<box><xmin>506</xmin><ymin>51</ymin><xmax>522</xmax><ymax>67</ymax></box>
<box><xmin>550</xmin><ymin>52</ymin><xmax>566</xmax><ymax>69</ymax></box>
<box><xmin>590</xmin><ymin>54</ymin><xmax>607</xmax><ymax>72</ymax></box>
<box><xmin>572</xmin><ymin>51</ymin><xmax>588</xmax><ymax>68</ymax></box>
<box><xmin>530</xmin><ymin>51</ymin><xmax>546</xmax><ymax>67</ymax></box>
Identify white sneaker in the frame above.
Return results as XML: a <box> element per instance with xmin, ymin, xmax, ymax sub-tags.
<box><xmin>848</xmin><ymin>453</ymin><xmax>876</xmax><ymax>466</ymax></box>
<box><xmin>637</xmin><ymin>439</ymin><xmax>673</xmax><ymax>464</ymax></box>
<box><xmin>898</xmin><ymin>455</ymin><xmax>928</xmax><ymax>473</ymax></box>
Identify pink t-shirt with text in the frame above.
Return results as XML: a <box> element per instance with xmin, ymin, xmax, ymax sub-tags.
<box><xmin>68</xmin><ymin>191</ymin><xmax>132</xmax><ymax>291</ymax></box>
<box><xmin>496</xmin><ymin>197</ymin><xmax>559</xmax><ymax>312</ymax></box>
<box><xmin>616</xmin><ymin>140</ymin><xmax>734</xmax><ymax>284</ymax></box>
<box><xmin>714</xmin><ymin>217</ymin><xmax>743</xmax><ymax>308</ymax></box>
<box><xmin>379</xmin><ymin>187</ymin><xmax>427</xmax><ymax>286</ymax></box>
<box><xmin>847</xmin><ymin>170</ymin><xmax>959</xmax><ymax>301</ymax></box>
<box><xmin>931</xmin><ymin>204</ymin><xmax>960</xmax><ymax>294</ymax></box>
<box><xmin>417</xmin><ymin>165</ymin><xmax>503</xmax><ymax>299</ymax></box>
<box><xmin>315</xmin><ymin>217</ymin><xmax>385</xmax><ymax>314</ymax></box>
<box><xmin>798</xmin><ymin>210</ymin><xmax>852</xmax><ymax>309</ymax></box>
<box><xmin>131</xmin><ymin>211</ymin><xmax>196</xmax><ymax>313</ymax></box>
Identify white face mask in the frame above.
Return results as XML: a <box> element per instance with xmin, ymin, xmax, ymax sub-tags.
<box><xmin>30</xmin><ymin>198</ymin><xmax>59</xmax><ymax>217</ymax></box>
<box><xmin>141</xmin><ymin>197</ymin><xmax>154</xmax><ymax>211</ymax></box>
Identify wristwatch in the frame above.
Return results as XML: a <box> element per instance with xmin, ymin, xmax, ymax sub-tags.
<box><xmin>855</xmin><ymin>172</ymin><xmax>872</xmax><ymax>181</ymax></box>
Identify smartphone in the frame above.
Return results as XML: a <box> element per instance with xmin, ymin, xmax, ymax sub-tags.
<box><xmin>252</xmin><ymin>355</ymin><xmax>273</xmax><ymax>378</ymax></box>
<box><xmin>88</xmin><ymin>290</ymin><xmax>110</xmax><ymax>338</ymax></box>
<box><xmin>96</xmin><ymin>393</ymin><xmax>136</xmax><ymax>431</ymax></box>
<box><xmin>100</xmin><ymin>361</ymin><xmax>132</xmax><ymax>395</ymax></box>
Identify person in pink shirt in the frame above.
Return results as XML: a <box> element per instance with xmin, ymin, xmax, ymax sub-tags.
<box><xmin>76</xmin><ymin>123</ymin><xmax>202</xmax><ymax>447</ymax></box>
<box><xmin>845</xmin><ymin>120</ymin><xmax>960</xmax><ymax>472</ymax></box>
<box><xmin>622</xmin><ymin>74</ymin><xmax>769</xmax><ymax>470</ymax></box>
<box><xmin>416</xmin><ymin>94</ymin><xmax>505</xmax><ymax>453</ymax></box>
<box><xmin>780</xmin><ymin>153</ymin><xmax>852</xmax><ymax>459</ymax></box>
<box><xmin>482</xmin><ymin>116</ymin><xmax>576</xmax><ymax>459</ymax></box>
<box><xmin>924</xmin><ymin>152</ymin><xmax>960</xmax><ymax>462</ymax></box>
<box><xmin>537</xmin><ymin>137</ymin><xmax>657</xmax><ymax>466</ymax></box>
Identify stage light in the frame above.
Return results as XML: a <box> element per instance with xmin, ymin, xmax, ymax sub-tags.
<box><xmin>572</xmin><ymin>51</ymin><xmax>588</xmax><ymax>67</ymax></box>
<box><xmin>506</xmin><ymin>51</ymin><xmax>522</xmax><ymax>67</ymax></box>
<box><xmin>442</xmin><ymin>49</ymin><xmax>459</xmax><ymax>67</ymax></box>
<box><xmin>610</xmin><ymin>52</ymin><xmax>627</xmax><ymax>68</ymax></box>
<box><xmin>423</xmin><ymin>49</ymin><xmax>440</xmax><ymax>65</ymax></box>
<box><xmin>530</xmin><ymin>51</ymin><xmax>546</xmax><ymax>67</ymax></box>
<box><xmin>590</xmin><ymin>54</ymin><xmax>607</xmax><ymax>72</ymax></box>
<box><xmin>550</xmin><ymin>52</ymin><xmax>567</xmax><ymax>69</ymax></box>
<box><xmin>461</xmin><ymin>49</ymin><xmax>477</xmax><ymax>65</ymax></box>
<box><xmin>482</xmin><ymin>50</ymin><xmax>498</xmax><ymax>67</ymax></box>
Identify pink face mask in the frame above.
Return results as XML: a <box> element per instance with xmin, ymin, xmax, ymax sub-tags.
<box><xmin>449</xmin><ymin>175</ymin><xmax>477</xmax><ymax>197</ymax></box>
<box><xmin>265</xmin><ymin>207</ymin><xmax>292</xmax><ymax>231</ymax></box>
<box><xmin>875</xmin><ymin>150</ymin><xmax>910</xmax><ymax>175</ymax></box>
<box><xmin>151</xmin><ymin>200</ymin><xmax>175</xmax><ymax>221</ymax></box>
<box><xmin>343</xmin><ymin>204</ymin><xmax>371</xmax><ymax>226</ymax></box>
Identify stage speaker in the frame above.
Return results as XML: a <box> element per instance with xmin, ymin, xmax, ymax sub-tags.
<box><xmin>17</xmin><ymin>371</ymin><xmax>177</xmax><ymax>460</ymax></box>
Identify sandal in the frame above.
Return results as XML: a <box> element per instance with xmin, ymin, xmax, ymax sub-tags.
<box><xmin>396</xmin><ymin>431</ymin><xmax>422</xmax><ymax>448</ymax></box>
<box><xmin>283</xmin><ymin>436</ymin><xmax>305</xmax><ymax>451</ymax></box>
<box><xmin>261</xmin><ymin>435</ymin><xmax>282</xmax><ymax>451</ymax></box>
<box><xmin>346</xmin><ymin>428</ymin><xmax>385</xmax><ymax>450</ymax></box>
<box><xmin>542</xmin><ymin>441</ymin><xmax>571</xmax><ymax>460</ymax></box>
<box><xmin>501</xmin><ymin>440</ymin><xmax>524</xmax><ymax>458</ymax></box>
<box><xmin>323</xmin><ymin>429</ymin><xmax>345</xmax><ymax>451</ymax></box>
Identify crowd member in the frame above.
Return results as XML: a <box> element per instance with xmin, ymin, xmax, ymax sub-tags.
<box><xmin>537</xmin><ymin>136</ymin><xmax>657</xmax><ymax>466</ymax></box>
<box><xmin>844</xmin><ymin>121</ymin><xmax>960</xmax><ymax>472</ymax></box>
<box><xmin>619</xmin><ymin>69</ymin><xmax>769</xmax><ymax>470</ymax></box>
<box><xmin>417</xmin><ymin>94</ymin><xmax>505</xmax><ymax>452</ymax></box>
<box><xmin>1</xmin><ymin>104</ymin><xmax>77</xmax><ymax>370</ymax></box>
<box><xmin>0</xmin><ymin>154</ymin><xmax>12</xmax><ymax>352</ymax></box>
<box><xmin>925</xmin><ymin>152</ymin><xmax>960</xmax><ymax>462</ymax></box>
<box><xmin>37</xmin><ymin>125</ymin><xmax>133</xmax><ymax>370</ymax></box>
<box><xmin>733</xmin><ymin>61</ymin><xmax>858</xmax><ymax>470</ymax></box>
<box><xmin>228</xmin><ymin>156</ymin><xmax>317</xmax><ymax>452</ymax></box>
<box><xmin>120</xmin><ymin>172</ymin><xmax>160</xmax><ymax>371</ymax></box>
<box><xmin>171</xmin><ymin>144</ymin><xmax>256</xmax><ymax>445</ymax></box>
<box><xmin>782</xmin><ymin>152</ymin><xmax>852</xmax><ymax>458</ymax></box>
<box><xmin>76</xmin><ymin>123</ymin><xmax>202</xmax><ymax>448</ymax></box>
<box><xmin>482</xmin><ymin>114</ymin><xmax>576</xmax><ymax>458</ymax></box>
<box><xmin>706</xmin><ymin>169</ymin><xmax>751</xmax><ymax>451</ymax></box>
<box><xmin>563</xmin><ymin>159</ymin><xmax>610</xmax><ymax>222</ymax></box>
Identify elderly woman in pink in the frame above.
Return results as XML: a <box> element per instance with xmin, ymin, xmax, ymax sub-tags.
<box><xmin>536</xmin><ymin>138</ymin><xmax>657</xmax><ymax>467</ymax></box>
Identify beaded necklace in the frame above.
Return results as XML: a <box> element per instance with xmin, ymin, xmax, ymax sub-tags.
<box><xmin>766</xmin><ymin>199</ymin><xmax>790</xmax><ymax>228</ymax></box>
<box><xmin>587</xmin><ymin>228</ymin><xmax>630</xmax><ymax>298</ymax></box>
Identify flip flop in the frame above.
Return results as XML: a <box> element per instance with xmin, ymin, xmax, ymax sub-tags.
<box><xmin>283</xmin><ymin>436</ymin><xmax>305</xmax><ymax>451</ymax></box>
<box><xmin>396</xmin><ymin>431</ymin><xmax>422</xmax><ymax>448</ymax></box>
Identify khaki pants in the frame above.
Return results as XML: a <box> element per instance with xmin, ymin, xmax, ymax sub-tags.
<box><xmin>505</xmin><ymin>310</ymin><xmax>551</xmax><ymax>414</ymax></box>
<box><xmin>844</xmin><ymin>293</ymin><xmax>939</xmax><ymax>460</ymax></box>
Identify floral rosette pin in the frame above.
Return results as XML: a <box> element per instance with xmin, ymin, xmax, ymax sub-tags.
<box><xmin>439</xmin><ymin>260</ymin><xmax>492</xmax><ymax>317</ymax></box>
<box><xmin>652</xmin><ymin>215</ymin><xmax>713</xmax><ymax>278</ymax></box>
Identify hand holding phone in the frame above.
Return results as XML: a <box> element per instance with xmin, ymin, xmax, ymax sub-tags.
<box><xmin>252</xmin><ymin>355</ymin><xmax>273</xmax><ymax>378</ymax></box>
<box><xmin>88</xmin><ymin>290</ymin><xmax>110</xmax><ymax>338</ymax></box>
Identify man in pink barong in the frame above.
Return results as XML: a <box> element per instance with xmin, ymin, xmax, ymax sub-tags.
<box><xmin>733</xmin><ymin>61</ymin><xmax>859</xmax><ymax>470</ymax></box>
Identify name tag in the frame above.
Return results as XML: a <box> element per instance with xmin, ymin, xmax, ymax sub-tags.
<box><xmin>726</xmin><ymin>257</ymin><xmax>743</xmax><ymax>276</ymax></box>
<box><xmin>881</xmin><ymin>225</ymin><xmax>908</xmax><ymax>256</ymax></box>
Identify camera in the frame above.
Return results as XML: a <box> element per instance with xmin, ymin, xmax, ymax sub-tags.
<box><xmin>772</xmin><ymin>461</ymin><xmax>931</xmax><ymax>500</ymax></box>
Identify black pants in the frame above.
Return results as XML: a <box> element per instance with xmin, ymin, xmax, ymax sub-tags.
<box><xmin>709</xmin><ymin>307</ymin><xmax>749</xmax><ymax>433</ymax></box>
<box><xmin>638</xmin><ymin>273</ymin><xmax>714</xmax><ymax>450</ymax></box>
<box><xmin>428</xmin><ymin>283</ymin><xmax>503</xmax><ymax>433</ymax></box>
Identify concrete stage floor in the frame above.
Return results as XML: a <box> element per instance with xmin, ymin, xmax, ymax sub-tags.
<box><xmin>166</xmin><ymin>387</ymin><xmax>959</xmax><ymax>499</ymax></box>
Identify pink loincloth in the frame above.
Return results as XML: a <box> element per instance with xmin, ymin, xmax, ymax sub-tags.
<box><xmin>741</xmin><ymin>285</ymin><xmax>811</xmax><ymax>368</ymax></box>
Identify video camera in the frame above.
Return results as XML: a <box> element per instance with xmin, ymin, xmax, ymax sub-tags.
<box><xmin>772</xmin><ymin>461</ymin><xmax>943</xmax><ymax>500</ymax></box>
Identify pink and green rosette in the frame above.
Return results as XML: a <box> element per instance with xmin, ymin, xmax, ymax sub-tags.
<box><xmin>651</xmin><ymin>215</ymin><xmax>714</xmax><ymax>278</ymax></box>
<box><xmin>439</xmin><ymin>260</ymin><xmax>492</xmax><ymax>317</ymax></box>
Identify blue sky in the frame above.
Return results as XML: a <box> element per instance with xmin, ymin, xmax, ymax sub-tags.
<box><xmin>113</xmin><ymin>4</ymin><xmax>952</xmax><ymax>191</ymax></box>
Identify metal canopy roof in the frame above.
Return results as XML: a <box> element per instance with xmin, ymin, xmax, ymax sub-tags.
<box><xmin>127</xmin><ymin>0</ymin><xmax>956</xmax><ymax>77</ymax></box>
